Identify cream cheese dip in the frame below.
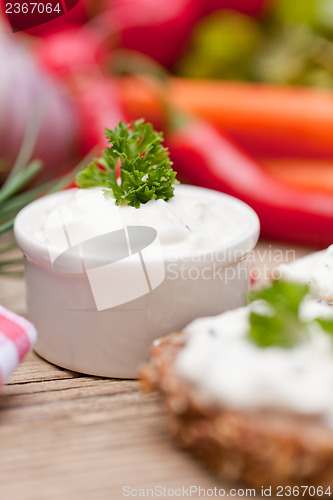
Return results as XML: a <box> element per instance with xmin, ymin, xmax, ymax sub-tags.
<box><xmin>175</xmin><ymin>299</ymin><xmax>333</xmax><ymax>427</ymax></box>
<box><xmin>28</xmin><ymin>185</ymin><xmax>253</xmax><ymax>259</ymax></box>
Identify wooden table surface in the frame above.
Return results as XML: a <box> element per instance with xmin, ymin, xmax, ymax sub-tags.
<box><xmin>0</xmin><ymin>241</ymin><xmax>312</xmax><ymax>500</ymax></box>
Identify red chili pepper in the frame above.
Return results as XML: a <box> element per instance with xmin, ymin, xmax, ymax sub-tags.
<box><xmin>168</xmin><ymin>119</ymin><xmax>333</xmax><ymax>247</ymax></box>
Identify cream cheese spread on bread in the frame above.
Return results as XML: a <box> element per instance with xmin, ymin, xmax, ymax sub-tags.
<box><xmin>175</xmin><ymin>299</ymin><xmax>333</xmax><ymax>426</ymax></box>
<box><xmin>279</xmin><ymin>245</ymin><xmax>333</xmax><ymax>303</ymax></box>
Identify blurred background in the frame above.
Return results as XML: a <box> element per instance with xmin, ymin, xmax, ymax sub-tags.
<box><xmin>1</xmin><ymin>0</ymin><xmax>333</xmax><ymax>255</ymax></box>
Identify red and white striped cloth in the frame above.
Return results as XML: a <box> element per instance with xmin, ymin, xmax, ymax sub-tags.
<box><xmin>0</xmin><ymin>305</ymin><xmax>37</xmax><ymax>388</ymax></box>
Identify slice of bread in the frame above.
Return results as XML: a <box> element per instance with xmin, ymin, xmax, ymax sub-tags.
<box><xmin>141</xmin><ymin>332</ymin><xmax>333</xmax><ymax>491</ymax></box>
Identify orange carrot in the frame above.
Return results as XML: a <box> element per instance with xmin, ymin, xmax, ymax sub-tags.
<box><xmin>117</xmin><ymin>76</ymin><xmax>333</xmax><ymax>159</ymax></box>
<box><xmin>117</xmin><ymin>76</ymin><xmax>165</xmax><ymax>129</ymax></box>
<box><xmin>263</xmin><ymin>159</ymin><xmax>333</xmax><ymax>194</ymax></box>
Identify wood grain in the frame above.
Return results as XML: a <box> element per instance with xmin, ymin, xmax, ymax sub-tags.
<box><xmin>0</xmin><ymin>241</ymin><xmax>313</xmax><ymax>500</ymax></box>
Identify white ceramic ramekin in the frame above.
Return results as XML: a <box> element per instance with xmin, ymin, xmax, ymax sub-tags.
<box><xmin>14</xmin><ymin>185</ymin><xmax>260</xmax><ymax>378</ymax></box>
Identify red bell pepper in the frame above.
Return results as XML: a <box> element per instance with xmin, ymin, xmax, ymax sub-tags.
<box><xmin>100</xmin><ymin>0</ymin><xmax>202</xmax><ymax>69</ymax></box>
<box><xmin>92</xmin><ymin>0</ymin><xmax>264</xmax><ymax>72</ymax></box>
<box><xmin>200</xmin><ymin>0</ymin><xmax>266</xmax><ymax>17</ymax></box>
<box><xmin>168</xmin><ymin>119</ymin><xmax>333</xmax><ymax>247</ymax></box>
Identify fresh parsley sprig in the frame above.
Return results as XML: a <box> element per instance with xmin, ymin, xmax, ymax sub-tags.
<box><xmin>316</xmin><ymin>318</ymin><xmax>333</xmax><ymax>337</ymax></box>
<box><xmin>247</xmin><ymin>281</ymin><xmax>313</xmax><ymax>349</ymax></box>
<box><xmin>76</xmin><ymin>119</ymin><xmax>178</xmax><ymax>208</ymax></box>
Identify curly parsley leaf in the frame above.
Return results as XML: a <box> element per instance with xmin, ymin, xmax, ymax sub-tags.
<box><xmin>316</xmin><ymin>318</ymin><xmax>333</xmax><ymax>337</ymax></box>
<box><xmin>247</xmin><ymin>281</ymin><xmax>311</xmax><ymax>348</ymax></box>
<box><xmin>76</xmin><ymin>119</ymin><xmax>178</xmax><ymax>208</ymax></box>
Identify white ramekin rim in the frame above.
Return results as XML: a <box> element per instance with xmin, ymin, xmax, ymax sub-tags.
<box><xmin>14</xmin><ymin>184</ymin><xmax>260</xmax><ymax>269</ymax></box>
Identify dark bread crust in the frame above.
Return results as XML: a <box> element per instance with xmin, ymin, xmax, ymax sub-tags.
<box><xmin>141</xmin><ymin>333</ymin><xmax>333</xmax><ymax>492</ymax></box>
